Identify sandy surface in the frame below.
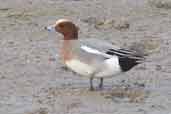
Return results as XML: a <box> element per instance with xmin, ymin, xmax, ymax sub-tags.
<box><xmin>0</xmin><ymin>0</ymin><xmax>171</xmax><ymax>114</ymax></box>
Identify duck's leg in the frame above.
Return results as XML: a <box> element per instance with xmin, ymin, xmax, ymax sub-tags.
<box><xmin>90</xmin><ymin>77</ymin><xmax>94</xmax><ymax>91</ymax></box>
<box><xmin>99</xmin><ymin>77</ymin><xmax>103</xmax><ymax>89</ymax></box>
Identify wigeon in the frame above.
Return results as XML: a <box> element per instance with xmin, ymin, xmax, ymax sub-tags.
<box><xmin>45</xmin><ymin>19</ymin><xmax>146</xmax><ymax>91</ymax></box>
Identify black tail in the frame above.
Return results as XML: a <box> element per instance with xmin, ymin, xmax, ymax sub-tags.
<box><xmin>106</xmin><ymin>48</ymin><xmax>145</xmax><ymax>72</ymax></box>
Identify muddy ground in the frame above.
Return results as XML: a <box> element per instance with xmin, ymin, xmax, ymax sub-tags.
<box><xmin>0</xmin><ymin>0</ymin><xmax>171</xmax><ymax>114</ymax></box>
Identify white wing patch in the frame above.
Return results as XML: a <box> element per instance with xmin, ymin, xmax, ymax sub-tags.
<box><xmin>81</xmin><ymin>45</ymin><xmax>101</xmax><ymax>54</ymax></box>
<box><xmin>81</xmin><ymin>45</ymin><xmax>112</xmax><ymax>58</ymax></box>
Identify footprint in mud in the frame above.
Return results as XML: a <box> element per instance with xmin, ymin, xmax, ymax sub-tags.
<box><xmin>149</xmin><ymin>0</ymin><xmax>171</xmax><ymax>9</ymax></box>
<box><xmin>26</xmin><ymin>108</ymin><xmax>48</xmax><ymax>114</ymax></box>
<box><xmin>0</xmin><ymin>8</ymin><xmax>11</xmax><ymax>11</ymax></box>
<box><xmin>128</xmin><ymin>39</ymin><xmax>161</xmax><ymax>56</ymax></box>
<box><xmin>81</xmin><ymin>17</ymin><xmax>130</xmax><ymax>31</ymax></box>
<box><xmin>101</xmin><ymin>86</ymin><xmax>149</xmax><ymax>103</ymax></box>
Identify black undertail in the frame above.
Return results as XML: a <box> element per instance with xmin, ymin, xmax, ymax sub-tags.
<box><xmin>118</xmin><ymin>57</ymin><xmax>139</xmax><ymax>72</ymax></box>
<box><xmin>106</xmin><ymin>48</ymin><xmax>145</xmax><ymax>72</ymax></box>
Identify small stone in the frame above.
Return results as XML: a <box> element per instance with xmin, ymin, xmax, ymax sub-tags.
<box><xmin>0</xmin><ymin>76</ymin><xmax>6</xmax><ymax>79</ymax></box>
<box><xmin>155</xmin><ymin>65</ymin><xmax>162</xmax><ymax>71</ymax></box>
<box><xmin>133</xmin><ymin>82</ymin><xmax>145</xmax><ymax>87</ymax></box>
<box><xmin>8</xmin><ymin>41</ymin><xmax>14</xmax><ymax>45</ymax></box>
<box><xmin>81</xmin><ymin>17</ymin><xmax>98</xmax><ymax>25</ymax></box>
<box><xmin>114</xmin><ymin>18</ymin><xmax>130</xmax><ymax>30</ymax></box>
<box><xmin>95</xmin><ymin>19</ymin><xmax>115</xmax><ymax>29</ymax></box>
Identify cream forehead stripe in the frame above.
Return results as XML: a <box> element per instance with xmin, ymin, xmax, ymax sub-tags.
<box><xmin>55</xmin><ymin>19</ymin><xmax>72</xmax><ymax>25</ymax></box>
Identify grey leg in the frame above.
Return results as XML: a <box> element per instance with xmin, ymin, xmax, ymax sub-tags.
<box><xmin>99</xmin><ymin>77</ymin><xmax>103</xmax><ymax>89</ymax></box>
<box><xmin>90</xmin><ymin>77</ymin><xmax>94</xmax><ymax>91</ymax></box>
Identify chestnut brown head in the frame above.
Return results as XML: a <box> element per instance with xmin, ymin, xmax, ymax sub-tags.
<box><xmin>45</xmin><ymin>19</ymin><xmax>79</xmax><ymax>40</ymax></box>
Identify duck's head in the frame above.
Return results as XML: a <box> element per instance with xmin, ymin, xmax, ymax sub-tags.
<box><xmin>45</xmin><ymin>19</ymin><xmax>79</xmax><ymax>40</ymax></box>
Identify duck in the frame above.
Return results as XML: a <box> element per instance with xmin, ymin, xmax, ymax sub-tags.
<box><xmin>45</xmin><ymin>19</ymin><xmax>146</xmax><ymax>91</ymax></box>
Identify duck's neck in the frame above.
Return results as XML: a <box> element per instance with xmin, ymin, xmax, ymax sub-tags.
<box><xmin>61</xmin><ymin>39</ymin><xmax>76</xmax><ymax>62</ymax></box>
<box><xmin>63</xmin><ymin>32</ymin><xmax>78</xmax><ymax>40</ymax></box>
<box><xmin>60</xmin><ymin>32</ymin><xmax>78</xmax><ymax>62</ymax></box>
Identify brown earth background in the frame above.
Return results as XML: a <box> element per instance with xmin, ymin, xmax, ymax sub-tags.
<box><xmin>0</xmin><ymin>0</ymin><xmax>171</xmax><ymax>114</ymax></box>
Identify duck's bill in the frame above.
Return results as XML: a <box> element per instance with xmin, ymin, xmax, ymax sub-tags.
<box><xmin>44</xmin><ymin>25</ymin><xmax>56</xmax><ymax>32</ymax></box>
